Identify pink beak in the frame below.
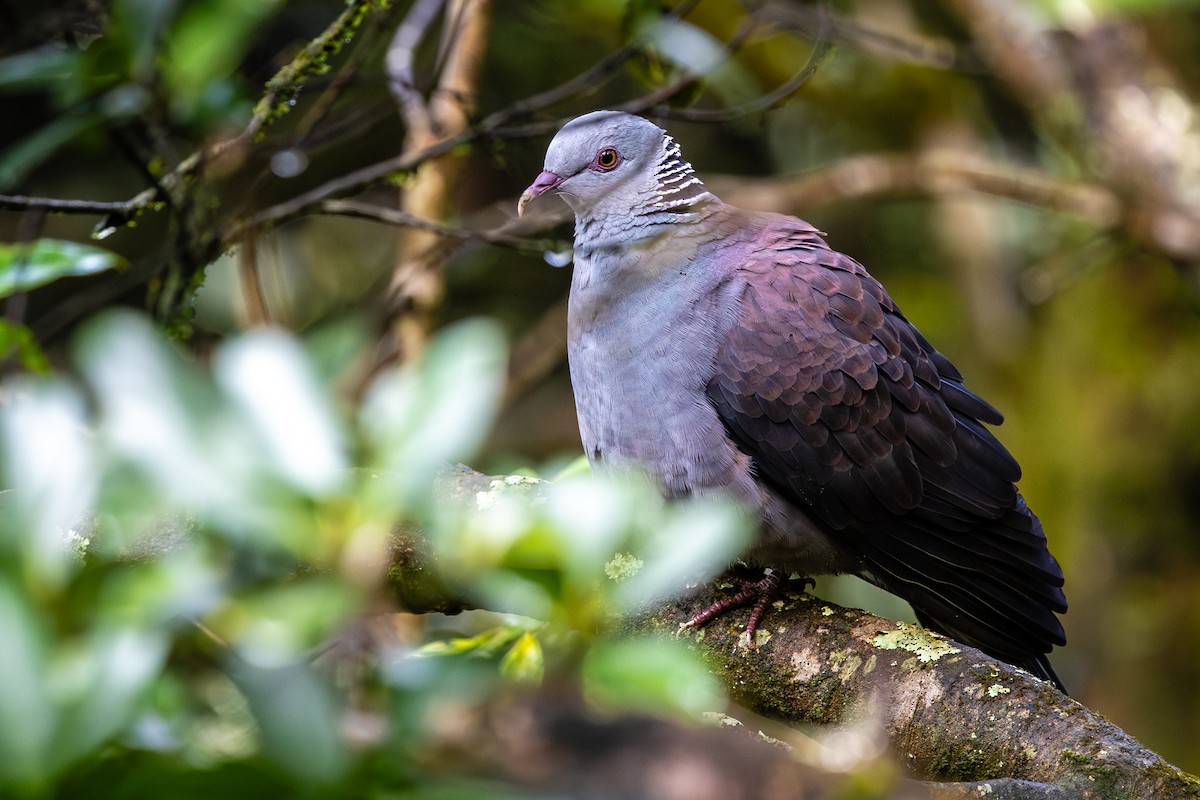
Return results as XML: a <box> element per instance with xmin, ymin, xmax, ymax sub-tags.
<box><xmin>517</xmin><ymin>170</ymin><xmax>565</xmax><ymax>217</ymax></box>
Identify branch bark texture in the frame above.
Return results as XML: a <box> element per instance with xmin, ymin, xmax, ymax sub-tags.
<box><xmin>635</xmin><ymin>593</ymin><xmax>1196</xmax><ymax>799</ymax></box>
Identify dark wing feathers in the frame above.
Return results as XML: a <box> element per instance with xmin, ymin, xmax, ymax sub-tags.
<box><xmin>705</xmin><ymin>218</ymin><xmax>1066</xmax><ymax>687</ymax></box>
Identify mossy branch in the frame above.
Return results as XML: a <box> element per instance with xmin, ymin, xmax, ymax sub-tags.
<box><xmin>633</xmin><ymin>591</ymin><xmax>1199</xmax><ymax>799</ymax></box>
<box><xmin>391</xmin><ymin>466</ymin><xmax>1200</xmax><ymax>800</ymax></box>
<box><xmin>247</xmin><ymin>0</ymin><xmax>388</xmax><ymax>138</ymax></box>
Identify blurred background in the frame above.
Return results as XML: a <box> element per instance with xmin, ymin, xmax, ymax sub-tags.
<box><xmin>3</xmin><ymin>0</ymin><xmax>1200</xmax><ymax>791</ymax></box>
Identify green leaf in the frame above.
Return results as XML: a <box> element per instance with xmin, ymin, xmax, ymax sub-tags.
<box><xmin>0</xmin><ymin>321</ymin><xmax>50</xmax><ymax>373</ymax></box>
<box><xmin>415</xmin><ymin>625</ymin><xmax>525</xmax><ymax>659</ymax></box>
<box><xmin>0</xmin><ymin>239</ymin><xmax>127</xmax><ymax>299</ymax></box>
<box><xmin>0</xmin><ymin>582</ymin><xmax>54</xmax><ymax>784</ymax></box>
<box><xmin>97</xmin><ymin>548</ymin><xmax>224</xmax><ymax>626</ymax></box>
<box><xmin>231</xmin><ymin>659</ymin><xmax>348</xmax><ymax>784</ymax></box>
<box><xmin>610</xmin><ymin>494</ymin><xmax>751</xmax><ymax>613</ymax></box>
<box><xmin>582</xmin><ymin>637</ymin><xmax>724</xmax><ymax>718</ymax></box>
<box><xmin>498</xmin><ymin>632</ymin><xmax>544</xmax><ymax>684</ymax></box>
<box><xmin>360</xmin><ymin>318</ymin><xmax>507</xmax><ymax>511</ymax></box>
<box><xmin>549</xmin><ymin>454</ymin><xmax>591</xmax><ymax>482</ymax></box>
<box><xmin>74</xmin><ymin>312</ymin><xmax>235</xmax><ymax>514</ymax></box>
<box><xmin>163</xmin><ymin>0</ymin><xmax>285</xmax><ymax>120</ymax></box>
<box><xmin>0</xmin><ymin>47</ymin><xmax>79</xmax><ymax>92</ymax></box>
<box><xmin>49</xmin><ymin>628</ymin><xmax>169</xmax><ymax>772</ymax></box>
<box><xmin>214</xmin><ymin>328</ymin><xmax>348</xmax><ymax>495</ymax></box>
<box><xmin>112</xmin><ymin>0</ymin><xmax>183</xmax><ymax>79</ymax></box>
<box><xmin>0</xmin><ymin>379</ymin><xmax>96</xmax><ymax>589</ymax></box>
<box><xmin>211</xmin><ymin>580</ymin><xmax>360</xmax><ymax>666</ymax></box>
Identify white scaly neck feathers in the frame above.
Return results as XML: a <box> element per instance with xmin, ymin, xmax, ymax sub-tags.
<box><xmin>649</xmin><ymin>134</ymin><xmax>717</xmax><ymax>214</ymax></box>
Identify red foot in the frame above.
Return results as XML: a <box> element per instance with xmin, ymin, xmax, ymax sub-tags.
<box><xmin>683</xmin><ymin>569</ymin><xmax>784</xmax><ymax>641</ymax></box>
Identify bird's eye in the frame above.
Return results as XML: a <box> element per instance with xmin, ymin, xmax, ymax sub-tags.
<box><xmin>594</xmin><ymin>147</ymin><xmax>620</xmax><ymax>171</ymax></box>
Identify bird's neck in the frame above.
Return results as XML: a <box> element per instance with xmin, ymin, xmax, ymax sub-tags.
<box><xmin>575</xmin><ymin>136</ymin><xmax>719</xmax><ymax>254</ymax></box>
<box><xmin>574</xmin><ymin>200</ymin><xmax>718</xmax><ymax>258</ymax></box>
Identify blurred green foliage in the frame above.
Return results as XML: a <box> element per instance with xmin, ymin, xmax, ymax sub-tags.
<box><xmin>0</xmin><ymin>240</ymin><xmax>126</xmax><ymax>297</ymax></box>
<box><xmin>0</xmin><ymin>313</ymin><xmax>749</xmax><ymax>795</ymax></box>
<box><xmin>0</xmin><ymin>239</ymin><xmax>125</xmax><ymax>371</ymax></box>
<box><xmin>0</xmin><ymin>0</ymin><xmax>282</xmax><ymax>190</ymax></box>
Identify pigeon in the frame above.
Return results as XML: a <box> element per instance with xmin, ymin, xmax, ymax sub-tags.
<box><xmin>518</xmin><ymin>110</ymin><xmax>1068</xmax><ymax>691</ymax></box>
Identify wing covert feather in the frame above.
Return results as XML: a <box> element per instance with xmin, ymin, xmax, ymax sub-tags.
<box><xmin>703</xmin><ymin>216</ymin><xmax>1066</xmax><ymax>678</ymax></box>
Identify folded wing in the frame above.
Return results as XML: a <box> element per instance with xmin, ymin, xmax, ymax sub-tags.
<box><xmin>705</xmin><ymin>217</ymin><xmax>1067</xmax><ymax>688</ymax></box>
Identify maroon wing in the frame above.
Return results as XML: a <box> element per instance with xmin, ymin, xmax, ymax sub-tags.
<box><xmin>706</xmin><ymin>218</ymin><xmax>1067</xmax><ymax>688</ymax></box>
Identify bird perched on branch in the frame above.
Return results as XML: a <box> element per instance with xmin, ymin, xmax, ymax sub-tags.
<box><xmin>518</xmin><ymin>111</ymin><xmax>1067</xmax><ymax>691</ymax></box>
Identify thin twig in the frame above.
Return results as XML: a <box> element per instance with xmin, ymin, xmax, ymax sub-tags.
<box><xmin>387</xmin><ymin>0</ymin><xmax>445</xmax><ymax>140</ymax></box>
<box><xmin>761</xmin><ymin>1</ymin><xmax>959</xmax><ymax>70</ymax></box>
<box><xmin>319</xmin><ymin>198</ymin><xmax>552</xmax><ymax>251</ymax></box>
<box><xmin>0</xmin><ymin>194</ymin><xmax>146</xmax><ymax>216</ymax></box>
<box><xmin>236</xmin><ymin>233</ymin><xmax>270</xmax><ymax>327</ymax></box>
<box><xmin>709</xmin><ymin>149</ymin><xmax>1123</xmax><ymax>226</ymax></box>
<box><xmin>650</xmin><ymin>11</ymin><xmax>834</xmax><ymax>122</ymax></box>
<box><xmin>504</xmin><ymin>293</ymin><xmax>570</xmax><ymax>407</ymax></box>
<box><xmin>230</xmin><ymin>133</ymin><xmax>470</xmax><ymax>238</ymax></box>
<box><xmin>473</xmin><ymin>0</ymin><xmax>705</xmax><ymax>129</ymax></box>
<box><xmin>245</xmin><ymin>0</ymin><xmax>387</xmax><ymax>144</ymax></box>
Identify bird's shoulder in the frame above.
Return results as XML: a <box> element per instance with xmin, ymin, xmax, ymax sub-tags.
<box><xmin>711</xmin><ymin>210</ymin><xmax>949</xmax><ymax>417</ymax></box>
<box><xmin>705</xmin><ymin>210</ymin><xmax>1015</xmax><ymax>522</ymax></box>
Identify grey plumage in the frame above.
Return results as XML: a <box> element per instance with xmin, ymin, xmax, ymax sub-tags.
<box><xmin>520</xmin><ymin>111</ymin><xmax>1068</xmax><ymax>691</ymax></box>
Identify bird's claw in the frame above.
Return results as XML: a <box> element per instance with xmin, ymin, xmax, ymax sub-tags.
<box><xmin>685</xmin><ymin>569</ymin><xmax>785</xmax><ymax>645</ymax></box>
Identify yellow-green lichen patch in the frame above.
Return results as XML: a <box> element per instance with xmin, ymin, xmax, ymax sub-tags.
<box><xmin>986</xmin><ymin>684</ymin><xmax>1011</xmax><ymax>697</ymax></box>
<box><xmin>702</xmin><ymin>712</ymin><xmax>743</xmax><ymax>728</ymax></box>
<box><xmin>869</xmin><ymin>621</ymin><xmax>961</xmax><ymax>663</ymax></box>
<box><xmin>827</xmin><ymin>649</ymin><xmax>863</xmax><ymax>683</ymax></box>
<box><xmin>735</xmin><ymin>627</ymin><xmax>772</xmax><ymax>650</ymax></box>
<box><xmin>604</xmin><ymin>552</ymin><xmax>644</xmax><ymax>582</ymax></box>
<box><xmin>756</xmin><ymin>730</ymin><xmax>792</xmax><ymax>750</ymax></box>
<box><xmin>498</xmin><ymin>474</ymin><xmax>545</xmax><ymax>487</ymax></box>
<box><xmin>821</xmin><ymin>606</ymin><xmax>835</xmax><ymax>616</ymax></box>
<box><xmin>65</xmin><ymin>527</ymin><xmax>92</xmax><ymax>559</ymax></box>
<box><xmin>475</xmin><ymin>475</ymin><xmax>546</xmax><ymax>511</ymax></box>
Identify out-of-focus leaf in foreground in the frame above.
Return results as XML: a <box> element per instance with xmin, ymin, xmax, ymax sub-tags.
<box><xmin>0</xmin><ymin>239</ymin><xmax>126</xmax><ymax>298</ymax></box>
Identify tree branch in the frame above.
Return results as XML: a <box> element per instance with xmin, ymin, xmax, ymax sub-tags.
<box><xmin>388</xmin><ymin>466</ymin><xmax>1200</xmax><ymax>799</ymax></box>
<box><xmin>243</xmin><ymin>0</ymin><xmax>387</xmax><ymax>144</ymax></box>
<box><xmin>707</xmin><ymin>150</ymin><xmax>1121</xmax><ymax>226</ymax></box>
<box><xmin>319</xmin><ymin>198</ymin><xmax>556</xmax><ymax>250</ymax></box>
<box><xmin>0</xmin><ymin>194</ymin><xmax>147</xmax><ymax>216</ymax></box>
<box><xmin>312</xmin><ymin>149</ymin><xmax>1119</xmax><ymax>256</ymax></box>
<box><xmin>635</xmin><ymin>592</ymin><xmax>1193</xmax><ymax>798</ymax></box>
<box><xmin>380</xmin><ymin>0</ymin><xmax>492</xmax><ymax>367</ymax></box>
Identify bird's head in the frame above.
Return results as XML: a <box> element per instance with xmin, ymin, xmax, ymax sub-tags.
<box><xmin>518</xmin><ymin>111</ymin><xmax>708</xmax><ymax>219</ymax></box>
